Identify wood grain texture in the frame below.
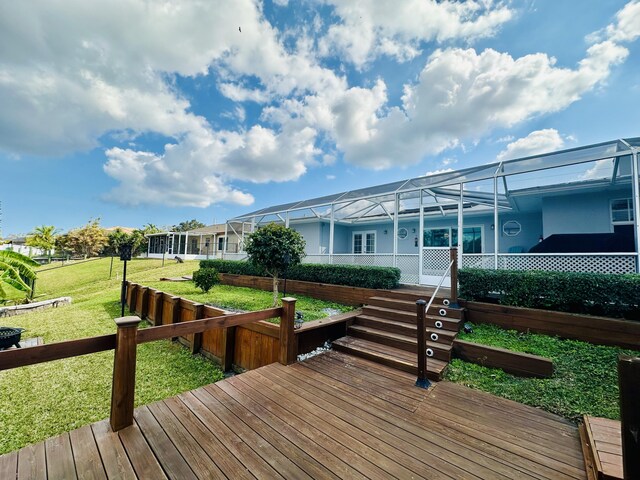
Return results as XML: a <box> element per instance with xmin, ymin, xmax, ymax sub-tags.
<box><xmin>453</xmin><ymin>338</ymin><xmax>554</xmax><ymax>378</ymax></box>
<box><xmin>4</xmin><ymin>350</ymin><xmax>587</xmax><ymax>480</ymax></box>
<box><xmin>0</xmin><ymin>334</ymin><xmax>116</xmax><ymax>371</ymax></box>
<box><xmin>461</xmin><ymin>300</ymin><xmax>640</xmax><ymax>350</ymax></box>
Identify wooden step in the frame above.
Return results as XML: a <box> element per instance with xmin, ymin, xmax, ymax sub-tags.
<box><xmin>580</xmin><ymin>415</ymin><xmax>623</xmax><ymax>480</ymax></box>
<box><xmin>354</xmin><ymin>315</ymin><xmax>457</xmax><ymax>345</ymax></box>
<box><xmin>332</xmin><ymin>336</ymin><xmax>448</xmax><ymax>381</ymax></box>
<box><xmin>377</xmin><ymin>289</ymin><xmax>451</xmax><ymax>303</ymax></box>
<box><xmin>358</xmin><ymin>306</ymin><xmax>461</xmax><ymax>332</ymax></box>
<box><xmin>367</xmin><ymin>296</ymin><xmax>464</xmax><ymax>319</ymax></box>
<box><xmin>347</xmin><ymin>325</ymin><xmax>452</xmax><ymax>362</ymax></box>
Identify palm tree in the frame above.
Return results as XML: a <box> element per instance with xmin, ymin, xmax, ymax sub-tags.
<box><xmin>27</xmin><ymin>225</ymin><xmax>58</xmax><ymax>257</ymax></box>
<box><xmin>0</xmin><ymin>250</ymin><xmax>39</xmax><ymax>300</ymax></box>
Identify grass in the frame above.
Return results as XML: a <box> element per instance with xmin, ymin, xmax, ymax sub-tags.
<box><xmin>144</xmin><ymin>280</ymin><xmax>352</xmax><ymax>322</ymax></box>
<box><xmin>445</xmin><ymin>322</ymin><xmax>640</xmax><ymax>422</ymax></box>
<box><xmin>0</xmin><ymin>257</ymin><xmax>352</xmax><ymax>454</ymax></box>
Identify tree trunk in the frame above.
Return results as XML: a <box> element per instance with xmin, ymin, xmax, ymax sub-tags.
<box><xmin>272</xmin><ymin>274</ymin><xmax>279</xmax><ymax>307</ymax></box>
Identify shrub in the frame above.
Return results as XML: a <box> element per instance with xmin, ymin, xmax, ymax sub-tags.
<box><xmin>192</xmin><ymin>268</ymin><xmax>220</xmax><ymax>293</ymax></box>
<box><xmin>199</xmin><ymin>260</ymin><xmax>401</xmax><ymax>289</ymax></box>
<box><xmin>459</xmin><ymin>268</ymin><xmax>640</xmax><ymax>319</ymax></box>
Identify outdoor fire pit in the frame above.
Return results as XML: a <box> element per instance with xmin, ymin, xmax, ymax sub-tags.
<box><xmin>0</xmin><ymin>327</ymin><xmax>25</xmax><ymax>350</ymax></box>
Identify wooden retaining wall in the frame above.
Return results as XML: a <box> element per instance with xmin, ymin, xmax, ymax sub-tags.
<box><xmin>218</xmin><ymin>273</ymin><xmax>380</xmax><ymax>306</ymax></box>
<box><xmin>125</xmin><ymin>282</ymin><xmax>357</xmax><ymax>371</ymax></box>
<box><xmin>461</xmin><ymin>300</ymin><xmax>640</xmax><ymax>351</ymax></box>
<box><xmin>452</xmin><ymin>339</ymin><xmax>554</xmax><ymax>378</ymax></box>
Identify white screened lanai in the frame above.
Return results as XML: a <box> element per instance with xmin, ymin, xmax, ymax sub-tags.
<box><xmin>228</xmin><ymin>138</ymin><xmax>640</xmax><ymax>286</ymax></box>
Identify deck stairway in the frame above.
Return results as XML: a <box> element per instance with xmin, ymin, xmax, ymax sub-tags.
<box><xmin>333</xmin><ymin>289</ymin><xmax>465</xmax><ymax>380</ymax></box>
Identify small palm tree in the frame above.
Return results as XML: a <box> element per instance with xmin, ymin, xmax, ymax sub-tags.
<box><xmin>27</xmin><ymin>225</ymin><xmax>58</xmax><ymax>257</ymax></box>
<box><xmin>0</xmin><ymin>250</ymin><xmax>39</xmax><ymax>300</ymax></box>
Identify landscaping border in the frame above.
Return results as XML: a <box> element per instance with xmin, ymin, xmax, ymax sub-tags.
<box><xmin>460</xmin><ymin>300</ymin><xmax>640</xmax><ymax>350</ymax></box>
<box><xmin>218</xmin><ymin>273</ymin><xmax>379</xmax><ymax>306</ymax></box>
<box><xmin>125</xmin><ymin>281</ymin><xmax>358</xmax><ymax>371</ymax></box>
<box><xmin>452</xmin><ymin>339</ymin><xmax>553</xmax><ymax>378</ymax></box>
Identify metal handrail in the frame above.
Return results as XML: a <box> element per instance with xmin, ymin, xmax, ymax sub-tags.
<box><xmin>415</xmin><ymin>258</ymin><xmax>454</xmax><ymax>389</ymax></box>
<box><xmin>425</xmin><ymin>259</ymin><xmax>454</xmax><ymax>314</ymax></box>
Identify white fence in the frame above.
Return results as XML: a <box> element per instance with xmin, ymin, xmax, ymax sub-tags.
<box><xmin>462</xmin><ymin>253</ymin><xmax>636</xmax><ymax>275</ymax></box>
<box><xmin>204</xmin><ymin>251</ymin><xmax>636</xmax><ymax>285</ymax></box>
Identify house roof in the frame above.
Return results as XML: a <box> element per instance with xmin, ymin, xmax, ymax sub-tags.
<box><xmin>231</xmin><ymin>137</ymin><xmax>639</xmax><ymax>223</ymax></box>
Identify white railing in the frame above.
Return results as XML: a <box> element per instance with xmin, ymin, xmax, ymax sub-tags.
<box><xmin>463</xmin><ymin>253</ymin><xmax>636</xmax><ymax>275</ymax></box>
<box><xmin>396</xmin><ymin>254</ymin><xmax>420</xmax><ymax>284</ymax></box>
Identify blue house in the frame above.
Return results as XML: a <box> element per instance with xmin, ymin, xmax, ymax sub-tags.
<box><xmin>227</xmin><ymin>137</ymin><xmax>640</xmax><ymax>286</ymax></box>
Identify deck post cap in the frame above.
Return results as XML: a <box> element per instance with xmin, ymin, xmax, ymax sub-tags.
<box><xmin>114</xmin><ymin>316</ymin><xmax>142</xmax><ymax>327</ymax></box>
<box><xmin>416</xmin><ymin>299</ymin><xmax>427</xmax><ymax>305</ymax></box>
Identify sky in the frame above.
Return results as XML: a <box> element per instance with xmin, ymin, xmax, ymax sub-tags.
<box><xmin>1</xmin><ymin>0</ymin><xmax>639</xmax><ymax>236</ymax></box>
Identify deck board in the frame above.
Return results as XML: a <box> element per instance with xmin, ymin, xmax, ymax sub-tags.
<box><xmin>0</xmin><ymin>350</ymin><xmax>587</xmax><ymax>479</ymax></box>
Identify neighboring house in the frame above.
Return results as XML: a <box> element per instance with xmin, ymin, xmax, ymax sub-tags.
<box><xmin>228</xmin><ymin>137</ymin><xmax>640</xmax><ymax>286</ymax></box>
<box><xmin>145</xmin><ymin>223</ymin><xmax>249</xmax><ymax>260</ymax></box>
<box><xmin>0</xmin><ymin>237</ymin><xmax>44</xmax><ymax>257</ymax></box>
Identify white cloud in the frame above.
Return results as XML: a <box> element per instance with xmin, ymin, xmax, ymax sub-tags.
<box><xmin>318</xmin><ymin>0</ymin><xmax>513</xmax><ymax>67</ymax></box>
<box><xmin>326</xmin><ymin>174</ymin><xmax>336</xmax><ymax>180</ymax></box>
<box><xmin>497</xmin><ymin>129</ymin><xmax>566</xmax><ymax>161</ymax></box>
<box><xmin>1</xmin><ymin>0</ymin><xmax>638</xmax><ymax>211</ymax></box>
<box><xmin>333</xmin><ymin>39</ymin><xmax>628</xmax><ymax>168</ymax></box>
<box><xmin>605</xmin><ymin>0</ymin><xmax>640</xmax><ymax>42</ymax></box>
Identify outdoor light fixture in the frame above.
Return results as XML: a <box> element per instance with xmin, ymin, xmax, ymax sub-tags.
<box><xmin>119</xmin><ymin>243</ymin><xmax>133</xmax><ymax>317</ymax></box>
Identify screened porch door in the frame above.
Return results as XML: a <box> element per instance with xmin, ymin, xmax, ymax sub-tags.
<box><xmin>419</xmin><ymin>226</ymin><xmax>483</xmax><ymax>286</ymax></box>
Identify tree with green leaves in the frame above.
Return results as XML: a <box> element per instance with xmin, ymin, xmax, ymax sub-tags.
<box><xmin>26</xmin><ymin>225</ymin><xmax>58</xmax><ymax>257</ymax></box>
<box><xmin>66</xmin><ymin>219</ymin><xmax>108</xmax><ymax>259</ymax></box>
<box><xmin>172</xmin><ymin>219</ymin><xmax>206</xmax><ymax>232</ymax></box>
<box><xmin>0</xmin><ymin>250</ymin><xmax>39</xmax><ymax>301</ymax></box>
<box><xmin>245</xmin><ymin>223</ymin><xmax>306</xmax><ymax>306</ymax></box>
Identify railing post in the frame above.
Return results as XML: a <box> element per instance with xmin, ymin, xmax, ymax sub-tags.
<box><xmin>110</xmin><ymin>316</ymin><xmax>141</xmax><ymax>432</ymax></box>
<box><xmin>415</xmin><ymin>299</ymin><xmax>430</xmax><ymax>389</ymax></box>
<box><xmin>618</xmin><ymin>355</ymin><xmax>640</xmax><ymax>479</ymax></box>
<box><xmin>450</xmin><ymin>247</ymin><xmax>459</xmax><ymax>307</ymax></box>
<box><xmin>279</xmin><ymin>297</ymin><xmax>297</xmax><ymax>365</ymax></box>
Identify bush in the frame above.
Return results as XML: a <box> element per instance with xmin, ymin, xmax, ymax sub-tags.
<box><xmin>192</xmin><ymin>268</ymin><xmax>220</xmax><ymax>293</ymax></box>
<box><xmin>459</xmin><ymin>268</ymin><xmax>640</xmax><ymax>319</ymax></box>
<box><xmin>199</xmin><ymin>260</ymin><xmax>401</xmax><ymax>289</ymax></box>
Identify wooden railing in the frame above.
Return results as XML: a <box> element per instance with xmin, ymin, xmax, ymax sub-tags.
<box><xmin>0</xmin><ymin>298</ymin><xmax>298</xmax><ymax>432</ymax></box>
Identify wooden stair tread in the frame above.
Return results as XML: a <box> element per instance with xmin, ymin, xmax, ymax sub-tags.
<box><xmin>581</xmin><ymin>415</ymin><xmax>623</xmax><ymax>480</ymax></box>
<box><xmin>348</xmin><ymin>325</ymin><xmax>453</xmax><ymax>352</ymax></box>
<box><xmin>354</xmin><ymin>316</ymin><xmax>458</xmax><ymax>339</ymax></box>
<box><xmin>368</xmin><ymin>296</ymin><xmax>464</xmax><ymax>313</ymax></box>
<box><xmin>361</xmin><ymin>306</ymin><xmax>462</xmax><ymax>325</ymax></box>
<box><xmin>332</xmin><ymin>336</ymin><xmax>447</xmax><ymax>380</ymax></box>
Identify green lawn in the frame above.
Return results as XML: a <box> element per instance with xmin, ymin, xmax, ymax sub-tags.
<box><xmin>445</xmin><ymin>322</ymin><xmax>640</xmax><ymax>422</ymax></box>
<box><xmin>0</xmin><ymin>257</ymin><xmax>351</xmax><ymax>454</ymax></box>
<box><xmin>145</xmin><ymin>281</ymin><xmax>352</xmax><ymax>322</ymax></box>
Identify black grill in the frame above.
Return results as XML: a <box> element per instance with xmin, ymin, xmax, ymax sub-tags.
<box><xmin>0</xmin><ymin>327</ymin><xmax>25</xmax><ymax>350</ymax></box>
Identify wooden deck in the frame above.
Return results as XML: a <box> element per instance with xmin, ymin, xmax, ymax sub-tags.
<box><xmin>0</xmin><ymin>350</ymin><xmax>587</xmax><ymax>479</ymax></box>
<box><xmin>580</xmin><ymin>415</ymin><xmax>623</xmax><ymax>480</ymax></box>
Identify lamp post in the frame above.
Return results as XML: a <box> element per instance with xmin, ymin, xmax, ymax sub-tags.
<box><xmin>120</xmin><ymin>243</ymin><xmax>133</xmax><ymax>317</ymax></box>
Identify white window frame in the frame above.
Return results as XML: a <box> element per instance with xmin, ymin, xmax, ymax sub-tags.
<box><xmin>352</xmin><ymin>230</ymin><xmax>376</xmax><ymax>254</ymax></box>
<box><xmin>610</xmin><ymin>198</ymin><xmax>634</xmax><ymax>226</ymax></box>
